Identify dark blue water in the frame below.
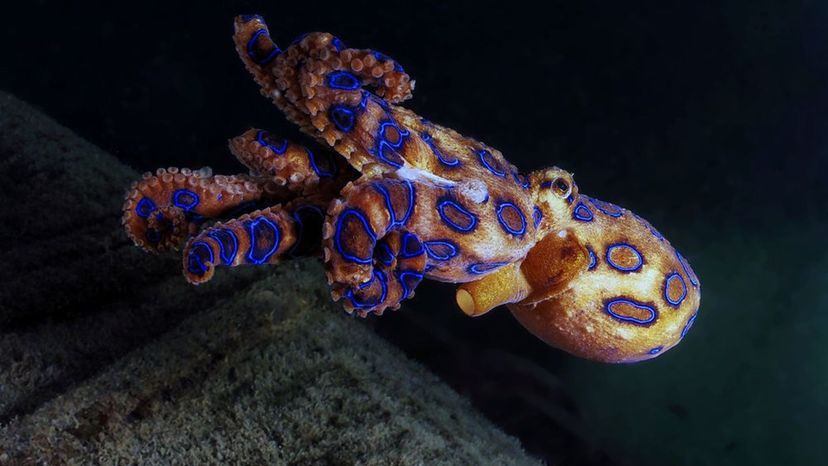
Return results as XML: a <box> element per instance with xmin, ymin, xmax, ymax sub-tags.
<box><xmin>2</xmin><ymin>1</ymin><xmax>826</xmax><ymax>464</ymax></box>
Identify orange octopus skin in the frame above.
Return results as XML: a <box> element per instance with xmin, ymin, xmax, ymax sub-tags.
<box><xmin>120</xmin><ymin>14</ymin><xmax>700</xmax><ymax>363</ymax></box>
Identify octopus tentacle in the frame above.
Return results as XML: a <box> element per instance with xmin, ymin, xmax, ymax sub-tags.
<box><xmin>322</xmin><ymin>177</ymin><xmax>425</xmax><ymax>315</ymax></box>
<box><xmin>122</xmin><ymin>168</ymin><xmax>285</xmax><ymax>252</ymax></box>
<box><xmin>232</xmin><ymin>15</ymin><xmax>415</xmax><ymax>171</ymax></box>
<box><xmin>182</xmin><ymin>196</ymin><xmax>329</xmax><ymax>284</ymax></box>
<box><xmin>229</xmin><ymin>128</ymin><xmax>356</xmax><ymax>196</ymax></box>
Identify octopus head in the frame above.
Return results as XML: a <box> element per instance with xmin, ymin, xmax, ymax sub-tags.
<box><xmin>456</xmin><ymin>167</ymin><xmax>701</xmax><ymax>363</ymax></box>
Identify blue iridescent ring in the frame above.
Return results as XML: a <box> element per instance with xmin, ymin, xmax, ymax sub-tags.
<box><xmin>334</xmin><ymin>208</ymin><xmax>377</xmax><ymax>264</ymax></box>
<box><xmin>256</xmin><ymin>130</ymin><xmax>288</xmax><ymax>155</ymax></box>
<box><xmin>329</xmin><ymin>105</ymin><xmax>356</xmax><ymax>133</ymax></box>
<box><xmin>604</xmin><ymin>298</ymin><xmax>657</xmax><ymax>326</ymax></box>
<box><xmin>207</xmin><ymin>229</ymin><xmax>239</xmax><ymax>265</ymax></box>
<box><xmin>605</xmin><ymin>243</ymin><xmax>644</xmax><ymax>272</ymax></box>
<box><xmin>572</xmin><ymin>202</ymin><xmax>593</xmax><ymax>222</ymax></box>
<box><xmin>477</xmin><ymin>149</ymin><xmax>506</xmax><ymax>177</ymax></box>
<box><xmin>246</xmin><ymin>217</ymin><xmax>281</xmax><ymax>264</ymax></box>
<box><xmin>326</xmin><ymin>70</ymin><xmax>361</xmax><ymax>90</ymax></box>
<box><xmin>467</xmin><ymin>262</ymin><xmax>508</xmax><ymax>275</ymax></box>
<box><xmin>187</xmin><ymin>241</ymin><xmax>214</xmax><ymax>276</ymax></box>
<box><xmin>421</xmin><ymin>131</ymin><xmax>460</xmax><ymax>167</ymax></box>
<box><xmin>172</xmin><ymin>189</ymin><xmax>199</xmax><ymax>211</ymax></box>
<box><xmin>399</xmin><ymin>232</ymin><xmax>424</xmax><ymax>259</ymax></box>
<box><xmin>437</xmin><ymin>199</ymin><xmax>477</xmax><ymax>233</ymax></box>
<box><xmin>664</xmin><ymin>272</ymin><xmax>688</xmax><ymax>307</ymax></box>
<box><xmin>397</xmin><ymin>270</ymin><xmax>424</xmax><ymax>300</ymax></box>
<box><xmin>246</xmin><ymin>29</ymin><xmax>281</xmax><ymax>65</ymax></box>
<box><xmin>532</xmin><ymin>206</ymin><xmax>543</xmax><ymax>228</ymax></box>
<box><xmin>587</xmin><ymin>246</ymin><xmax>598</xmax><ymax>270</ymax></box>
<box><xmin>135</xmin><ymin>197</ymin><xmax>156</xmax><ymax>219</ymax></box>
<box><xmin>423</xmin><ymin>240</ymin><xmax>459</xmax><ymax>261</ymax></box>
<box><xmin>681</xmin><ymin>312</ymin><xmax>698</xmax><ymax>338</ymax></box>
<box><xmin>495</xmin><ymin>202</ymin><xmax>527</xmax><ymax>236</ymax></box>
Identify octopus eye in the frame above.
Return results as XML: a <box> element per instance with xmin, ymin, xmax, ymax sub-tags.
<box><xmin>551</xmin><ymin>178</ymin><xmax>571</xmax><ymax>198</ymax></box>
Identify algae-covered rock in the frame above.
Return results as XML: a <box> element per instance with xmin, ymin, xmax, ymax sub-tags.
<box><xmin>0</xmin><ymin>91</ymin><xmax>540</xmax><ymax>465</ymax></box>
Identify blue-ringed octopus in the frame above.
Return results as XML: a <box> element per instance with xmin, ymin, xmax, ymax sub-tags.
<box><xmin>121</xmin><ymin>15</ymin><xmax>701</xmax><ymax>363</ymax></box>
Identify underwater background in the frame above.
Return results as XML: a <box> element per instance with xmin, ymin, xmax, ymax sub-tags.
<box><xmin>1</xmin><ymin>1</ymin><xmax>826</xmax><ymax>465</ymax></box>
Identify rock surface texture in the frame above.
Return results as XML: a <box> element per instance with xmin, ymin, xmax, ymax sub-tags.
<box><xmin>0</xmin><ymin>91</ymin><xmax>540</xmax><ymax>465</ymax></box>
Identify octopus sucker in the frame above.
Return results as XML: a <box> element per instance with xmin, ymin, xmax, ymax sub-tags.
<box><xmin>121</xmin><ymin>14</ymin><xmax>701</xmax><ymax>364</ymax></box>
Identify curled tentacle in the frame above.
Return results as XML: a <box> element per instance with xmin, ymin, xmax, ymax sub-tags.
<box><xmin>122</xmin><ymin>168</ymin><xmax>284</xmax><ymax>252</ymax></box>
<box><xmin>322</xmin><ymin>177</ymin><xmax>425</xmax><ymax>315</ymax></box>
<box><xmin>338</xmin><ymin>231</ymin><xmax>426</xmax><ymax>317</ymax></box>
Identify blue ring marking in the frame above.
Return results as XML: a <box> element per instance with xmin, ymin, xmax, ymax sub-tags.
<box><xmin>586</xmin><ymin>196</ymin><xmax>623</xmax><ymax>218</ymax></box>
<box><xmin>305</xmin><ymin>147</ymin><xmax>336</xmax><ymax>178</ymax></box>
<box><xmin>146</xmin><ymin>229</ymin><xmax>161</xmax><ymax>243</ymax></box>
<box><xmin>370</xmin><ymin>92</ymin><xmax>391</xmax><ymax>111</ymax></box>
<box><xmin>664</xmin><ymin>272</ymin><xmax>688</xmax><ymax>307</ymax></box>
<box><xmin>331</xmin><ymin>36</ymin><xmax>345</xmax><ymax>51</ymax></box>
<box><xmin>374</xmin><ymin>120</ymin><xmax>408</xmax><ymax>168</ymax></box>
<box><xmin>345</xmin><ymin>270</ymin><xmax>388</xmax><ymax>310</ymax></box>
<box><xmin>587</xmin><ymin>246</ymin><xmax>597</xmax><ymax>270</ymax></box>
<box><xmin>358</xmin><ymin>91</ymin><xmax>369</xmax><ymax>111</ymax></box>
<box><xmin>376</xmin><ymin>242</ymin><xmax>395</xmax><ymax>267</ymax></box>
<box><xmin>334</xmin><ymin>208</ymin><xmax>377</xmax><ymax>264</ymax></box>
<box><xmin>372</xmin><ymin>181</ymin><xmax>415</xmax><ymax>229</ymax></box>
<box><xmin>476</xmin><ymin>149</ymin><xmax>506</xmax><ymax>177</ymax></box>
<box><xmin>540</xmin><ymin>180</ymin><xmax>553</xmax><ymax>189</ymax></box>
<box><xmin>326</xmin><ymin>70</ymin><xmax>361</xmax><ymax>90</ymax></box>
<box><xmin>329</xmin><ymin>105</ymin><xmax>356</xmax><ymax>133</ymax></box>
<box><xmin>399</xmin><ymin>180</ymin><xmax>415</xmax><ymax>226</ymax></box>
<box><xmin>648</xmin><ymin>346</ymin><xmax>664</xmax><ymax>355</ymax></box>
<box><xmin>172</xmin><ymin>189</ymin><xmax>199</xmax><ymax>211</ymax></box>
<box><xmin>246</xmin><ymin>29</ymin><xmax>281</xmax><ymax>65</ymax></box>
<box><xmin>605</xmin><ymin>243</ymin><xmax>644</xmax><ymax>273</ymax></box>
<box><xmin>512</xmin><ymin>171</ymin><xmax>530</xmax><ymax>189</ymax></box>
<box><xmin>372</xmin><ymin>50</ymin><xmax>404</xmax><ymax>72</ymax></box>
<box><xmin>207</xmin><ymin>229</ymin><xmax>239</xmax><ymax>265</ymax></box>
<box><xmin>681</xmin><ymin>312</ymin><xmax>698</xmax><ymax>338</ymax></box>
<box><xmin>467</xmin><ymin>262</ymin><xmax>509</xmax><ymax>275</ymax></box>
<box><xmin>423</xmin><ymin>240</ymin><xmax>458</xmax><ymax>261</ymax></box>
<box><xmin>420</xmin><ymin>118</ymin><xmax>432</xmax><ymax>126</ymax></box>
<box><xmin>604</xmin><ymin>298</ymin><xmax>657</xmax><ymax>326</ymax></box>
<box><xmin>256</xmin><ymin>130</ymin><xmax>288</xmax><ymax>155</ymax></box>
<box><xmin>573</xmin><ymin>202</ymin><xmax>593</xmax><ymax>222</ymax></box>
<box><xmin>187</xmin><ymin>241</ymin><xmax>214</xmax><ymax>276</ymax></box>
<box><xmin>240</xmin><ymin>14</ymin><xmax>263</xmax><ymax>23</ymax></box>
<box><xmin>437</xmin><ymin>199</ymin><xmax>478</xmax><ymax>233</ymax></box>
<box><xmin>372</xmin><ymin>182</ymin><xmax>397</xmax><ymax>227</ymax></box>
<box><xmin>532</xmin><ymin>206</ymin><xmax>543</xmax><ymax>228</ymax></box>
<box><xmin>135</xmin><ymin>197</ymin><xmax>156</xmax><ymax>219</ymax></box>
<box><xmin>399</xmin><ymin>232</ymin><xmax>424</xmax><ymax>259</ymax></box>
<box><xmin>676</xmin><ymin>251</ymin><xmax>699</xmax><ymax>287</ymax></box>
<box><xmin>288</xmin><ymin>205</ymin><xmax>324</xmax><ymax>257</ymax></box>
<box><xmin>246</xmin><ymin>217</ymin><xmax>281</xmax><ymax>264</ymax></box>
<box><xmin>495</xmin><ymin>202</ymin><xmax>527</xmax><ymax>237</ymax></box>
<box><xmin>420</xmin><ymin>131</ymin><xmax>460</xmax><ymax>167</ymax></box>
<box><xmin>397</xmin><ymin>270</ymin><xmax>423</xmax><ymax>300</ymax></box>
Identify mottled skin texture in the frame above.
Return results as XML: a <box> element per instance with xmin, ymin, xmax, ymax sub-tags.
<box><xmin>121</xmin><ymin>15</ymin><xmax>701</xmax><ymax>363</ymax></box>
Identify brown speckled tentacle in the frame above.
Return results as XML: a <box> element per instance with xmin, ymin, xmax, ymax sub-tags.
<box><xmin>229</xmin><ymin>128</ymin><xmax>357</xmax><ymax>197</ymax></box>
<box><xmin>232</xmin><ymin>15</ymin><xmax>415</xmax><ymax>172</ymax></box>
<box><xmin>182</xmin><ymin>195</ymin><xmax>330</xmax><ymax>284</ymax></box>
<box><xmin>122</xmin><ymin>168</ymin><xmax>287</xmax><ymax>253</ymax></box>
<box><xmin>321</xmin><ymin>176</ymin><xmax>425</xmax><ymax>316</ymax></box>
